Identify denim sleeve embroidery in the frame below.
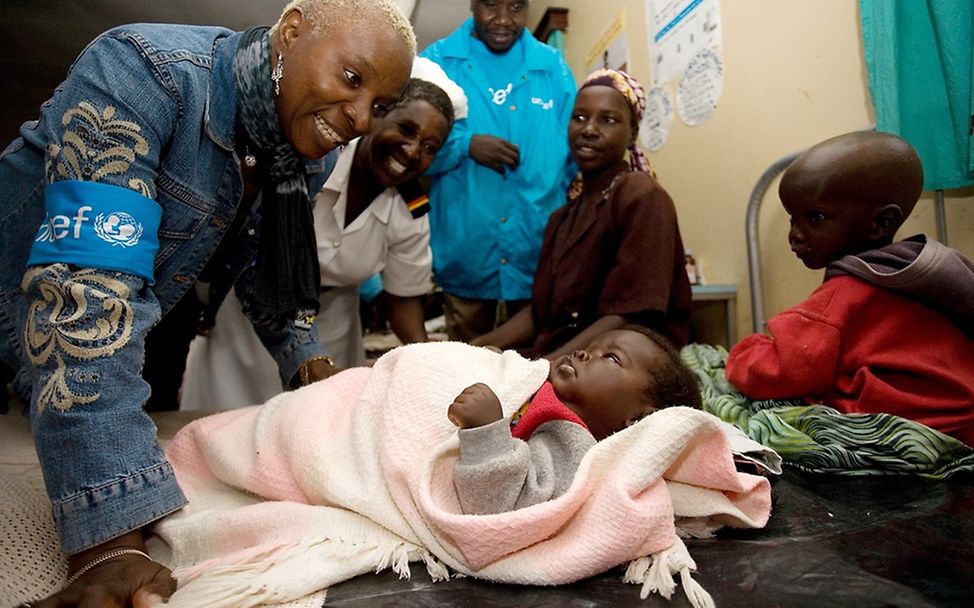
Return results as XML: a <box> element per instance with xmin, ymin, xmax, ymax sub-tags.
<box><xmin>22</xmin><ymin>264</ymin><xmax>137</xmax><ymax>413</ymax></box>
<box><xmin>47</xmin><ymin>101</ymin><xmax>155</xmax><ymax>198</ymax></box>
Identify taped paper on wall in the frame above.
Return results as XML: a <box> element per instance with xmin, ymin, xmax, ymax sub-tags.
<box><xmin>639</xmin><ymin>85</ymin><xmax>674</xmax><ymax>151</ymax></box>
<box><xmin>677</xmin><ymin>47</ymin><xmax>723</xmax><ymax>126</ymax></box>
<box><xmin>647</xmin><ymin>0</ymin><xmax>722</xmax><ymax>84</ymax></box>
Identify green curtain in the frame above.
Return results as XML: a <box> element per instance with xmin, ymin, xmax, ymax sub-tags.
<box><xmin>546</xmin><ymin>29</ymin><xmax>565</xmax><ymax>53</ymax></box>
<box><xmin>861</xmin><ymin>0</ymin><xmax>974</xmax><ymax>190</ymax></box>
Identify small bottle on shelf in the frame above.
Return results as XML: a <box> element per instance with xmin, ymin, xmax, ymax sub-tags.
<box><xmin>684</xmin><ymin>248</ymin><xmax>699</xmax><ymax>285</ymax></box>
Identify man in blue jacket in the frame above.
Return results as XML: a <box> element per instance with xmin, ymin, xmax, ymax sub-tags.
<box><xmin>421</xmin><ymin>0</ymin><xmax>576</xmax><ymax>341</ymax></box>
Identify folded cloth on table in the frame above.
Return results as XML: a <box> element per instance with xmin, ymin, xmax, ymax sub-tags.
<box><xmin>718</xmin><ymin>419</ymin><xmax>782</xmax><ymax>475</ymax></box>
<box><xmin>157</xmin><ymin>342</ymin><xmax>771</xmax><ymax>608</ymax></box>
<box><xmin>683</xmin><ymin>343</ymin><xmax>974</xmax><ymax>478</ymax></box>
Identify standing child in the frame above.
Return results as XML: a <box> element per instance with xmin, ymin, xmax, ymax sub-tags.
<box><xmin>472</xmin><ymin>68</ymin><xmax>692</xmax><ymax>358</ymax></box>
<box><xmin>450</xmin><ymin>325</ymin><xmax>701</xmax><ymax>515</ymax></box>
<box><xmin>727</xmin><ymin>131</ymin><xmax>974</xmax><ymax>446</ymax></box>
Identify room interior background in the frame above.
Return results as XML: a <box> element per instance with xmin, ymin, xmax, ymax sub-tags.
<box><xmin>2</xmin><ymin>0</ymin><xmax>971</xmax><ymax>342</ymax></box>
<box><xmin>531</xmin><ymin>0</ymin><xmax>974</xmax><ymax>338</ymax></box>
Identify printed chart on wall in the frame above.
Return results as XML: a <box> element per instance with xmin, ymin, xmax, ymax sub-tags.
<box><xmin>646</xmin><ymin>0</ymin><xmax>723</xmax><ymax>129</ymax></box>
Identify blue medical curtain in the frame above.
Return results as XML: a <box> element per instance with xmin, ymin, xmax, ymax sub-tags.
<box><xmin>861</xmin><ymin>0</ymin><xmax>974</xmax><ymax>190</ymax></box>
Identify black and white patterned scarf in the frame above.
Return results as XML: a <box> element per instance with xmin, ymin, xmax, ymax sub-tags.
<box><xmin>234</xmin><ymin>27</ymin><xmax>320</xmax><ymax>329</ymax></box>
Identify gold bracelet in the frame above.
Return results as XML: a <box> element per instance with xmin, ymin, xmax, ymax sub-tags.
<box><xmin>298</xmin><ymin>355</ymin><xmax>335</xmax><ymax>386</ymax></box>
<box><xmin>64</xmin><ymin>548</ymin><xmax>151</xmax><ymax>588</ymax></box>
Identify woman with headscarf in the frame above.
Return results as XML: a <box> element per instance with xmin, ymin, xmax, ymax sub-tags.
<box><xmin>0</xmin><ymin>1</ymin><xmax>414</xmax><ymax>605</ymax></box>
<box><xmin>472</xmin><ymin>68</ymin><xmax>692</xmax><ymax>358</ymax></box>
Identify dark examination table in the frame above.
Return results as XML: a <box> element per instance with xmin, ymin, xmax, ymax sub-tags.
<box><xmin>326</xmin><ymin>469</ymin><xmax>974</xmax><ymax>608</ymax></box>
<box><xmin>2</xmin><ymin>415</ymin><xmax>971</xmax><ymax>607</ymax></box>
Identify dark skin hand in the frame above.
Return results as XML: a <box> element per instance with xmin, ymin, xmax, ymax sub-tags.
<box><xmin>300</xmin><ymin>357</ymin><xmax>341</xmax><ymax>384</ymax></box>
<box><xmin>33</xmin><ymin>530</ymin><xmax>175</xmax><ymax>608</ymax></box>
<box><xmin>385</xmin><ymin>293</ymin><xmax>428</xmax><ymax>345</ymax></box>
<box><xmin>469</xmin><ymin>134</ymin><xmax>519</xmax><ymax>174</ymax></box>
<box><xmin>471</xmin><ymin>306</ymin><xmax>533</xmax><ymax>351</ymax></box>
<box><xmin>448</xmin><ymin>382</ymin><xmax>504</xmax><ymax>429</ymax></box>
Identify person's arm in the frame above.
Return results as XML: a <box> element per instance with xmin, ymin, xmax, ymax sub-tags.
<box><xmin>423</xmin><ymin>116</ymin><xmax>472</xmax><ymax>176</ymax></box>
<box><xmin>417</xmin><ymin>49</ymin><xmax>472</xmax><ymax>176</ymax></box>
<box><xmin>726</xmin><ymin>306</ymin><xmax>842</xmax><ymax>399</ymax></box>
<box><xmin>386</xmin><ymin>293</ymin><xmax>428</xmax><ymax>344</ymax></box>
<box><xmin>239</xmin><ymin>271</ymin><xmax>337</xmax><ymax>387</ymax></box>
<box><xmin>542</xmin><ymin>314</ymin><xmax>627</xmax><ymax>360</ymax></box>
<box><xmin>423</xmin><ymin>118</ymin><xmax>519</xmax><ymax>176</ymax></box>
<box><xmin>470</xmin><ymin>305</ymin><xmax>535</xmax><ymax>349</ymax></box>
<box><xmin>21</xmin><ymin>29</ymin><xmax>186</xmax><ymax>606</ymax></box>
<box><xmin>46</xmin><ymin>530</ymin><xmax>175</xmax><ymax>608</ymax></box>
<box><xmin>469</xmin><ymin>134</ymin><xmax>520</xmax><ymax>174</ymax></box>
<box><xmin>416</xmin><ymin>50</ymin><xmax>518</xmax><ymax>176</ymax></box>
<box><xmin>448</xmin><ymin>384</ymin><xmax>594</xmax><ymax>514</ymax></box>
<box><xmin>379</xmin><ymin>199</ymin><xmax>434</xmax><ymax>346</ymax></box>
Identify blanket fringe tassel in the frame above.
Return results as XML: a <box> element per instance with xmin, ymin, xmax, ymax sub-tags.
<box><xmin>368</xmin><ymin>545</ymin><xmax>452</xmax><ymax>583</ymax></box>
<box><xmin>622</xmin><ymin>539</ymin><xmax>714</xmax><ymax>608</ymax></box>
<box><xmin>422</xmin><ymin>551</ymin><xmax>452</xmax><ymax>582</ymax></box>
<box><xmin>167</xmin><ymin>539</ymin><xmax>425</xmax><ymax>608</ymax></box>
<box><xmin>368</xmin><ymin>542</ymin><xmax>414</xmax><ymax>579</ymax></box>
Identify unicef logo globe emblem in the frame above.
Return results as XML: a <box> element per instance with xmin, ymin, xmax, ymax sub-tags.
<box><xmin>94</xmin><ymin>212</ymin><xmax>144</xmax><ymax>247</ymax></box>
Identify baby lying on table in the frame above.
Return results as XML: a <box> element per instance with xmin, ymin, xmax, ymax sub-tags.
<box><xmin>450</xmin><ymin>325</ymin><xmax>701</xmax><ymax>514</ymax></box>
<box><xmin>158</xmin><ymin>324</ymin><xmax>767</xmax><ymax>608</ymax></box>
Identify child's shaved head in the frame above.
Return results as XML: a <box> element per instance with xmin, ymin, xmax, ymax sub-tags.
<box><xmin>781</xmin><ymin>131</ymin><xmax>923</xmax><ymax>223</ymax></box>
<box><xmin>778</xmin><ymin>131</ymin><xmax>925</xmax><ymax>268</ymax></box>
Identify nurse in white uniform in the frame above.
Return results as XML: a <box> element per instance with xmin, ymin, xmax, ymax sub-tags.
<box><xmin>182</xmin><ymin>60</ymin><xmax>465</xmax><ymax>408</ymax></box>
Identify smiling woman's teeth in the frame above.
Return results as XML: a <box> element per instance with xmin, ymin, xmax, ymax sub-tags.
<box><xmin>388</xmin><ymin>158</ymin><xmax>407</xmax><ymax>175</ymax></box>
<box><xmin>314</xmin><ymin>114</ymin><xmax>344</xmax><ymax>145</ymax></box>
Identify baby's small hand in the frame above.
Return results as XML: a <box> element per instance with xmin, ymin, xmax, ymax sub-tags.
<box><xmin>448</xmin><ymin>383</ymin><xmax>503</xmax><ymax>429</ymax></box>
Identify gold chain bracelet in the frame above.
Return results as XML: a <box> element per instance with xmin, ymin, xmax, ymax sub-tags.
<box><xmin>298</xmin><ymin>355</ymin><xmax>335</xmax><ymax>386</ymax></box>
<box><xmin>64</xmin><ymin>548</ymin><xmax>151</xmax><ymax>588</ymax></box>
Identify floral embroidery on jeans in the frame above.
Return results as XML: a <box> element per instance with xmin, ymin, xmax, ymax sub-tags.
<box><xmin>22</xmin><ymin>264</ymin><xmax>135</xmax><ymax>412</ymax></box>
<box><xmin>47</xmin><ymin>101</ymin><xmax>154</xmax><ymax>197</ymax></box>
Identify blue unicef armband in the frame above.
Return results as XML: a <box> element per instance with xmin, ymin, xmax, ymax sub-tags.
<box><xmin>28</xmin><ymin>180</ymin><xmax>161</xmax><ymax>283</ymax></box>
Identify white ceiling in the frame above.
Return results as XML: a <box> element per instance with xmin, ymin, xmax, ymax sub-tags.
<box><xmin>0</xmin><ymin>0</ymin><xmax>471</xmax><ymax>143</ymax></box>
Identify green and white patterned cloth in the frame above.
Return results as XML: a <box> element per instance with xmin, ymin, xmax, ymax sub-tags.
<box><xmin>682</xmin><ymin>344</ymin><xmax>974</xmax><ymax>479</ymax></box>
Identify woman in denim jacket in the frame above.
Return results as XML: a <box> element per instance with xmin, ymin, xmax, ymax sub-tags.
<box><xmin>0</xmin><ymin>1</ymin><xmax>415</xmax><ymax>605</ymax></box>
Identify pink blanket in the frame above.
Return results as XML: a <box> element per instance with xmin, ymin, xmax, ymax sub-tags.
<box><xmin>157</xmin><ymin>342</ymin><xmax>771</xmax><ymax>607</ymax></box>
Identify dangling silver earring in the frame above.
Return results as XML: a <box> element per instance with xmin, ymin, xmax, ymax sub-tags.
<box><xmin>271</xmin><ymin>52</ymin><xmax>284</xmax><ymax>96</ymax></box>
<box><xmin>243</xmin><ymin>144</ymin><xmax>257</xmax><ymax>168</ymax></box>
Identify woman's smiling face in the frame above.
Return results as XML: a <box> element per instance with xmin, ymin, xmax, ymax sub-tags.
<box><xmin>273</xmin><ymin>9</ymin><xmax>412</xmax><ymax>160</ymax></box>
<box><xmin>364</xmin><ymin>99</ymin><xmax>450</xmax><ymax>188</ymax></box>
<box><xmin>568</xmin><ymin>85</ymin><xmax>635</xmax><ymax>177</ymax></box>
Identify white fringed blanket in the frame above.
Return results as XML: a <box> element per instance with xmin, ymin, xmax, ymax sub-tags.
<box><xmin>157</xmin><ymin>342</ymin><xmax>771</xmax><ymax>607</ymax></box>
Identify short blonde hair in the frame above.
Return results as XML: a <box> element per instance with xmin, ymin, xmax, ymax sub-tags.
<box><xmin>272</xmin><ymin>0</ymin><xmax>417</xmax><ymax>55</ymax></box>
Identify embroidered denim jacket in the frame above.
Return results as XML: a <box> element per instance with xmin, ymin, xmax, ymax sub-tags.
<box><xmin>0</xmin><ymin>23</ymin><xmax>331</xmax><ymax>553</ymax></box>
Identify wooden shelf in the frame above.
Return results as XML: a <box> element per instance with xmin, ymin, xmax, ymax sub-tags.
<box><xmin>690</xmin><ymin>284</ymin><xmax>737</xmax><ymax>347</ymax></box>
<box><xmin>533</xmin><ymin>7</ymin><xmax>569</xmax><ymax>42</ymax></box>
